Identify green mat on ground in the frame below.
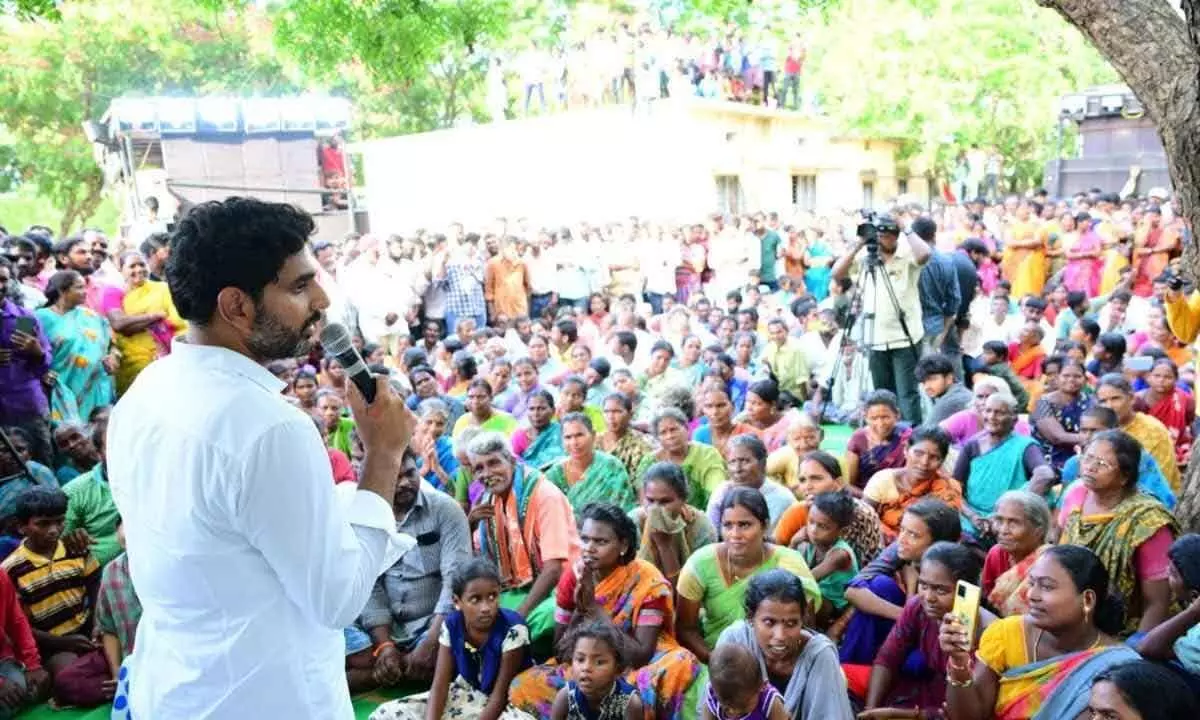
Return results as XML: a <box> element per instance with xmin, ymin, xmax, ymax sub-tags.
<box><xmin>16</xmin><ymin>686</ymin><xmax>413</xmax><ymax>720</ymax></box>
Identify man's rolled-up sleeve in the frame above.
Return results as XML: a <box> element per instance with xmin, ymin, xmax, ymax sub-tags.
<box><xmin>236</xmin><ymin>420</ymin><xmax>398</xmax><ymax>629</ymax></box>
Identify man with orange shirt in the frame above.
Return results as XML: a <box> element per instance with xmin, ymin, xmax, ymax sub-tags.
<box><xmin>484</xmin><ymin>239</ymin><xmax>531</xmax><ymax>322</ymax></box>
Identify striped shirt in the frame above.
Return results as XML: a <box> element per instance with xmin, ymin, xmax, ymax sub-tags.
<box><xmin>2</xmin><ymin>541</ymin><xmax>100</xmax><ymax>636</ymax></box>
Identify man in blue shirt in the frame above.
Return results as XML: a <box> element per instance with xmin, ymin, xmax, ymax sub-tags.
<box><xmin>914</xmin><ymin>218</ymin><xmax>962</xmax><ymax>358</ymax></box>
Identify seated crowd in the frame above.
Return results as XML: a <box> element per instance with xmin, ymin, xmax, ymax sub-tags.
<box><xmin>1</xmin><ymin>185</ymin><xmax>1200</xmax><ymax>720</ymax></box>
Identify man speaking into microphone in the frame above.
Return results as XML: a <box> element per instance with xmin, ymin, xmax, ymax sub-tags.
<box><xmin>106</xmin><ymin>197</ymin><xmax>416</xmax><ymax>718</ymax></box>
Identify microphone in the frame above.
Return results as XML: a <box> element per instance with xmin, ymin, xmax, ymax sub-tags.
<box><xmin>319</xmin><ymin>322</ymin><xmax>376</xmax><ymax>403</ymax></box>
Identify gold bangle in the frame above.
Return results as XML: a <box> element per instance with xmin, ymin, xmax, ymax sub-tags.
<box><xmin>947</xmin><ymin>670</ymin><xmax>974</xmax><ymax>688</ymax></box>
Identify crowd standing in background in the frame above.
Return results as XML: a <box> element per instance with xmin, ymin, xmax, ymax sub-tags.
<box><xmin>1</xmin><ymin>182</ymin><xmax>1200</xmax><ymax>720</ymax></box>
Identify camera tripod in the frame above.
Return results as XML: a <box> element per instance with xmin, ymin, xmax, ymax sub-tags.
<box><xmin>817</xmin><ymin>245</ymin><xmax>921</xmax><ymax>423</ymax></box>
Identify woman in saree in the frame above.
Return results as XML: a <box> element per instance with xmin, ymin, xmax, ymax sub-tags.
<box><xmin>453</xmin><ymin>378</ymin><xmax>518</xmax><ymax>438</ymax></box>
<box><xmin>1095</xmin><ymin>372</ymin><xmax>1181</xmax><ymax>492</ymax></box>
<box><xmin>940</xmin><ymin>544</ymin><xmax>1139</xmax><ymax>720</ymax></box>
<box><xmin>839</xmin><ymin>498</ymin><xmax>962</xmax><ymax>664</ymax></box>
<box><xmin>631</xmin><ymin>462</ymin><xmax>716</xmax><ymax>588</ymax></box>
<box><xmin>510</xmin><ymin>390</ymin><xmax>565</xmax><ymax>471</ymax></box>
<box><xmin>557</xmin><ymin>375</ymin><xmax>606</xmax><ymax>434</ymax></box>
<box><xmin>846</xmin><ymin>390</ymin><xmax>911</xmax><ymax>493</ymax></box>
<box><xmin>714</xmin><ymin>570</ymin><xmax>855</xmax><ymax>719</ymax></box>
<box><xmin>1061</xmin><ymin>212</ymin><xmax>1104</xmax><ymax>296</ymax></box>
<box><xmin>858</xmin><ymin>543</ymin><xmax>996</xmax><ymax>718</ymax></box>
<box><xmin>501</xmin><ymin>357</ymin><xmax>548</xmax><ymax>420</ymax></box>
<box><xmin>1137</xmin><ymin>358</ymin><xmax>1193</xmax><ymax>467</ymax></box>
<box><xmin>692</xmin><ymin>386</ymin><xmax>759</xmax><ymax>459</ymax></box>
<box><xmin>940</xmin><ymin>377</ymin><xmax>1033</xmax><ymax>449</ymax></box>
<box><xmin>1030</xmin><ymin>358</ymin><xmax>1092</xmax><ymax>473</ymax></box>
<box><xmin>1008</xmin><ymin>323</ymin><xmax>1047</xmax><ymax>398</ymax></box>
<box><xmin>1097</xmin><ymin>216</ymin><xmax>1130</xmax><ymax>296</ymax></box>
<box><xmin>508</xmin><ymin>503</ymin><xmax>702</xmax><ymax>718</ymax></box>
<box><xmin>1001</xmin><ymin>203</ymin><xmax>1047</xmax><ymax>299</ymax></box>
<box><xmin>802</xmin><ymin>230</ymin><xmax>835</xmax><ymax>301</ymax></box>
<box><xmin>635</xmin><ymin>408</ymin><xmax>727</xmax><ymax>511</ymax></box>
<box><xmin>704</xmin><ymin>434</ymin><xmax>798</xmax><ymax>536</ymax></box>
<box><xmin>775</xmin><ymin>450</ymin><xmax>883</xmax><ymax>566</ymax></box>
<box><xmin>466</xmin><ymin>432</ymin><xmax>580</xmax><ymax>648</ymax></box>
<box><xmin>740</xmin><ymin>379</ymin><xmax>798</xmax><ymax>453</ymax></box>
<box><xmin>764</xmin><ymin>412</ymin><xmax>822</xmax><ymax>496</ymax></box>
<box><xmin>598</xmin><ymin>392</ymin><xmax>655</xmax><ymax>480</ymax></box>
<box><xmin>413</xmin><ymin>398</ymin><xmax>462</xmax><ymax>497</ymax></box>
<box><xmin>673</xmin><ymin>334</ymin><xmax>707</xmax><ymax>388</ymax></box>
<box><xmin>1132</xmin><ymin>206</ymin><xmax>1179</xmax><ymax>298</ymax></box>
<box><xmin>544</xmin><ymin>413</ymin><xmax>635</xmax><ymax>513</ymax></box>
<box><xmin>100</xmin><ymin>251</ymin><xmax>186</xmax><ymax>395</ymax></box>
<box><xmin>952</xmin><ymin>394</ymin><xmax>1056</xmax><ymax>539</ymax></box>
<box><xmin>862</xmin><ymin>426</ymin><xmax>963</xmax><ymax>543</ymax></box>
<box><xmin>677</xmin><ymin>487</ymin><xmax>820</xmax><ymax>664</ymax></box>
<box><xmin>35</xmin><ymin>271</ymin><xmax>116</xmax><ymax>422</ymax></box>
<box><xmin>982</xmin><ymin>490</ymin><xmax>1052</xmax><ymax>618</ymax></box>
<box><xmin>1058</xmin><ymin>430</ymin><xmax>1178</xmax><ymax>634</ymax></box>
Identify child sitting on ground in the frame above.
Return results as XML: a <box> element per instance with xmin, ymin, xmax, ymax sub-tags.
<box><xmin>975</xmin><ymin>341</ymin><xmax>1030</xmax><ymax>412</ymax></box>
<box><xmin>701</xmin><ymin>642</ymin><xmax>789</xmax><ymax>720</ymax></box>
<box><xmin>1</xmin><ymin>488</ymin><xmax>102</xmax><ymax>706</ymax></box>
<box><xmin>90</xmin><ymin>516</ymin><xmax>141</xmax><ymax>713</ymax></box>
<box><xmin>797</xmin><ymin>490</ymin><xmax>859</xmax><ymax>629</ymax></box>
<box><xmin>550</xmin><ymin>620</ymin><xmax>642</xmax><ymax>720</ymax></box>
<box><xmin>369</xmin><ymin>559</ymin><xmax>534</xmax><ymax>720</ymax></box>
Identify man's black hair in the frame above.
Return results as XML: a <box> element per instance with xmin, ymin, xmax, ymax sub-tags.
<box><xmin>911</xmin><ymin>217</ymin><xmax>937</xmax><ymax>242</ymax></box>
<box><xmin>166</xmin><ymin>197</ymin><xmax>315</xmax><ymax>324</ymax></box>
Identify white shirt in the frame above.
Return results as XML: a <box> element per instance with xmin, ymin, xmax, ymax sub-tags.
<box><xmin>107</xmin><ymin>342</ymin><xmax>404</xmax><ymax>719</ymax></box>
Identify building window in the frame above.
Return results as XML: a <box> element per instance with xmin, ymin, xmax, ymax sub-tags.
<box><xmin>862</xmin><ymin>180</ymin><xmax>875</xmax><ymax>209</ymax></box>
<box><xmin>791</xmin><ymin>174</ymin><xmax>816</xmax><ymax>212</ymax></box>
<box><xmin>898</xmin><ymin>178</ymin><xmax>909</xmax><ymax>195</ymax></box>
<box><xmin>715</xmin><ymin>175</ymin><xmax>742</xmax><ymax>215</ymax></box>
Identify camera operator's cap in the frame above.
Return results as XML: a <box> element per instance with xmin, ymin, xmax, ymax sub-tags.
<box><xmin>874</xmin><ymin>214</ymin><xmax>901</xmax><ymax>234</ymax></box>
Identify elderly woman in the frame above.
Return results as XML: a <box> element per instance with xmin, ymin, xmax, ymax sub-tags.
<box><xmin>774</xmin><ymin>450</ymin><xmax>883</xmax><ymax>566</ymax></box>
<box><xmin>863</xmin><ymin>426</ymin><xmax>963</xmax><ymax>543</ymax></box>
<box><xmin>100</xmin><ymin>251</ymin><xmax>186</xmax><ymax>395</ymax></box>
<box><xmin>1095</xmin><ymin>373</ymin><xmax>1181</xmax><ymax>493</ymax></box>
<box><xmin>940</xmin><ymin>545</ymin><xmax>1139</xmax><ymax>720</ymax></box>
<box><xmin>631</xmin><ymin>462</ymin><xmax>716</xmax><ymax>587</ymax></box>
<box><xmin>980</xmin><ymin>490</ymin><xmax>1052</xmax><ymax>618</ymax></box>
<box><xmin>465</xmin><ymin>431</ymin><xmax>580</xmax><ymax>646</ymax></box>
<box><xmin>1030</xmin><ymin>358</ymin><xmax>1092</xmax><ymax>473</ymax></box>
<box><xmin>509</xmin><ymin>389</ymin><xmax>564</xmax><ymax>471</ymax></box>
<box><xmin>939</xmin><ymin>377</ymin><xmax>1032</xmax><ymax>449</ymax></box>
<box><xmin>635</xmin><ymin>408</ymin><xmax>727</xmax><ymax>511</ymax></box>
<box><xmin>544</xmin><ymin>412</ymin><xmax>634</xmax><ymax>513</ymax></box>
<box><xmin>452</xmin><ymin>378</ymin><xmax>517</xmax><ymax>438</ymax></box>
<box><xmin>846</xmin><ymin>390</ymin><xmax>912</xmax><ymax>492</ymax></box>
<box><xmin>406</xmin><ymin>365</ymin><xmax>465</xmax><ymax>434</ymax></box>
<box><xmin>413</xmin><ymin>398</ymin><xmax>461</xmax><ymax>497</ymax></box>
<box><xmin>508</xmin><ymin>503</ymin><xmax>701</xmax><ymax>717</ymax></box>
<box><xmin>705</xmin><ymin>434</ymin><xmax>797</xmax><ymax>535</ymax></box>
<box><xmin>714</xmin><ymin>570</ymin><xmax>855</xmax><ymax>719</ymax></box>
<box><xmin>1058</xmin><ymin>430</ymin><xmax>1178</xmax><ymax>634</ymax></box>
<box><xmin>598</xmin><ymin>392</ymin><xmax>654</xmax><ymax>479</ymax></box>
<box><xmin>952</xmin><ymin>394</ymin><xmax>1056</xmax><ymax>539</ymax></box>
<box><xmin>36</xmin><ymin>271</ymin><xmax>116</xmax><ymax>421</ymax></box>
<box><xmin>676</xmin><ymin>488</ymin><xmax>820</xmax><ymax>663</ymax></box>
<box><xmin>765</xmin><ymin>413</ymin><xmax>823</xmax><ymax>496</ymax></box>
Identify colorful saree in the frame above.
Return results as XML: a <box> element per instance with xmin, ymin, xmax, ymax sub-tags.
<box><xmin>604</xmin><ymin>429</ymin><xmax>655</xmax><ymax>481</ymax></box>
<box><xmin>1132</xmin><ymin>224</ymin><xmax>1177</xmax><ymax>297</ymax></box>
<box><xmin>1009</xmin><ymin>344</ymin><xmax>1045</xmax><ymax>382</ymax></box>
<box><xmin>99</xmin><ymin>280</ymin><xmax>185</xmax><ymax>395</ymax></box>
<box><xmin>544</xmin><ymin>450</ymin><xmax>636</xmax><ymax>512</ymax></box>
<box><xmin>1097</xmin><ymin>220</ymin><xmax>1128</xmax><ymax>296</ymax></box>
<box><xmin>1060</xmin><ymin>492</ymin><xmax>1179</xmax><ymax>634</ymax></box>
<box><xmin>1031</xmin><ymin>394</ymin><xmax>1093</xmax><ymax>472</ymax></box>
<box><xmin>848</xmin><ymin>426</ymin><xmax>912</xmax><ymax>490</ymax></box>
<box><xmin>1142</xmin><ymin>390</ymin><xmax>1194</xmax><ymax>466</ymax></box>
<box><xmin>1060</xmin><ymin>228</ymin><xmax>1103</xmax><ymax>296</ymax></box>
<box><xmin>986</xmin><ymin>545</ymin><xmax>1048</xmax><ymax>618</ymax></box>
<box><xmin>34</xmin><ymin>306</ymin><xmax>114</xmax><ymax>421</ymax></box>
<box><xmin>804</xmin><ymin>241</ymin><xmax>833</xmax><ymax>301</ymax></box>
<box><xmin>996</xmin><ymin>646</ymin><xmax>1140</xmax><ymax>720</ymax></box>
<box><xmin>635</xmin><ymin>443</ymin><xmax>728</xmax><ymax>511</ymax></box>
<box><xmin>868</xmin><ymin>468</ymin><xmax>963</xmax><ymax>541</ymax></box>
<box><xmin>1001</xmin><ymin>223</ymin><xmax>1046</xmax><ymax>299</ymax></box>
<box><xmin>512</xmin><ymin>422</ymin><xmax>565</xmax><ymax>471</ymax></box>
<box><xmin>508</xmin><ymin>559</ymin><xmax>702</xmax><ymax>719</ymax></box>
<box><xmin>453</xmin><ymin>410</ymin><xmax>519</xmax><ymax>439</ymax></box>
<box><xmin>415</xmin><ymin>435</ymin><xmax>459</xmax><ymax>495</ymax></box>
<box><xmin>1124</xmin><ymin>412</ymin><xmax>1181</xmax><ymax>492</ymax></box>
<box><xmin>676</xmin><ymin>544</ymin><xmax>821</xmax><ymax>648</ymax></box>
<box><xmin>962</xmin><ymin>434</ymin><xmax>1038</xmax><ymax>535</ymax></box>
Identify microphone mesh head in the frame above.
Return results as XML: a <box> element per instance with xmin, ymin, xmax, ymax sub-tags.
<box><xmin>319</xmin><ymin>322</ymin><xmax>354</xmax><ymax>355</ymax></box>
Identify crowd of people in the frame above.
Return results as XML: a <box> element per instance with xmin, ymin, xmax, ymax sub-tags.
<box><xmin>490</xmin><ymin>23</ymin><xmax>809</xmax><ymax>119</ymax></box>
<box><xmin>1</xmin><ymin>181</ymin><xmax>1199</xmax><ymax>720</ymax></box>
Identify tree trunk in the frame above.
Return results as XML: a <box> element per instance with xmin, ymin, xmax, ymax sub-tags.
<box><xmin>1035</xmin><ymin>0</ymin><xmax>1200</xmax><ymax>527</ymax></box>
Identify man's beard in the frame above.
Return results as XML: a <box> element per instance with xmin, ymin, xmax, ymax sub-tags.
<box><xmin>246</xmin><ymin>305</ymin><xmax>322</xmax><ymax>360</ymax></box>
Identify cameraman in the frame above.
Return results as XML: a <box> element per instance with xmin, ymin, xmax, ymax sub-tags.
<box><xmin>831</xmin><ymin>214</ymin><xmax>932</xmax><ymax>423</ymax></box>
<box><xmin>1165</xmin><ymin>274</ymin><xmax>1200</xmax><ymax>350</ymax></box>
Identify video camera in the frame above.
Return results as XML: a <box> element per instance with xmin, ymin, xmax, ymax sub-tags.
<box><xmin>855</xmin><ymin>211</ymin><xmax>901</xmax><ymax>259</ymax></box>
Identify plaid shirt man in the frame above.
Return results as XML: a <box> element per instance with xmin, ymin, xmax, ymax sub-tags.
<box><xmin>96</xmin><ymin>552</ymin><xmax>141</xmax><ymax>659</ymax></box>
<box><xmin>443</xmin><ymin>260</ymin><xmax>486</xmax><ymax>320</ymax></box>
